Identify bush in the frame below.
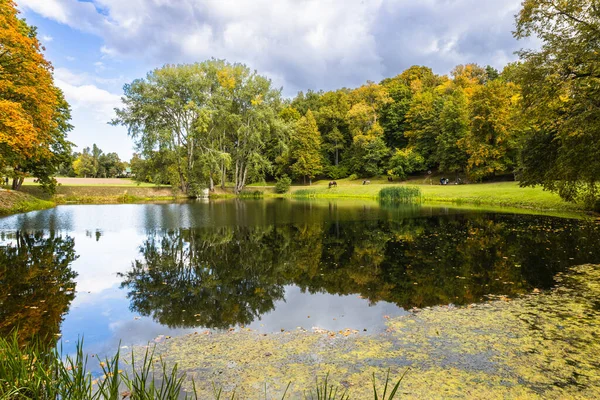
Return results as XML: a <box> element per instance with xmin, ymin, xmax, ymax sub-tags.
<box><xmin>275</xmin><ymin>175</ymin><xmax>292</xmax><ymax>193</ymax></box>
<box><xmin>238</xmin><ymin>190</ymin><xmax>264</xmax><ymax>198</ymax></box>
<box><xmin>348</xmin><ymin>174</ymin><xmax>359</xmax><ymax>181</ymax></box>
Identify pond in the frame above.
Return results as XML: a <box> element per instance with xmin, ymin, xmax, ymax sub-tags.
<box><xmin>1</xmin><ymin>199</ymin><xmax>600</xmax><ymax>397</ymax></box>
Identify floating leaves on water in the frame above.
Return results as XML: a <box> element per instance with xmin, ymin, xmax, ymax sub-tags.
<box><xmin>136</xmin><ymin>264</ymin><xmax>600</xmax><ymax>399</ymax></box>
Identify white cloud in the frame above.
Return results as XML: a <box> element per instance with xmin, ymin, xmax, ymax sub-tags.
<box><xmin>52</xmin><ymin>67</ymin><xmax>131</xmax><ymax>159</ymax></box>
<box><xmin>42</xmin><ymin>34</ymin><xmax>53</xmax><ymax>42</ymax></box>
<box><xmin>22</xmin><ymin>0</ymin><xmax>528</xmax><ymax>93</ymax></box>
<box><xmin>56</xmin><ymin>78</ymin><xmax>121</xmax><ymax>122</ymax></box>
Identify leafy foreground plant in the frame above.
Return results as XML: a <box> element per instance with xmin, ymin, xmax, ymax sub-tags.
<box><xmin>0</xmin><ymin>332</ymin><xmax>408</xmax><ymax>399</ymax></box>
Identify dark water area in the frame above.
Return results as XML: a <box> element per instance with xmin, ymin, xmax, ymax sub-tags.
<box><xmin>1</xmin><ymin>199</ymin><xmax>599</xmax><ymax>356</ymax></box>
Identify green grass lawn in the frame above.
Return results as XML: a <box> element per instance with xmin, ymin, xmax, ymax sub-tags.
<box><xmin>274</xmin><ymin>180</ymin><xmax>582</xmax><ymax>212</ymax></box>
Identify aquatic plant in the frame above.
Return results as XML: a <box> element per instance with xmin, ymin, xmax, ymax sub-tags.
<box><xmin>0</xmin><ymin>332</ymin><xmax>407</xmax><ymax>399</ymax></box>
<box><xmin>378</xmin><ymin>186</ymin><xmax>422</xmax><ymax>204</ymax></box>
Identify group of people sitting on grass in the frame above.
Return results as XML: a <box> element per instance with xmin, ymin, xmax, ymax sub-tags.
<box><xmin>440</xmin><ymin>177</ymin><xmax>463</xmax><ymax>185</ymax></box>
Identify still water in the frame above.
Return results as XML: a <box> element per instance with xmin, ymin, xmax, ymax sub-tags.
<box><xmin>1</xmin><ymin>199</ymin><xmax>599</xmax><ymax>356</ymax></box>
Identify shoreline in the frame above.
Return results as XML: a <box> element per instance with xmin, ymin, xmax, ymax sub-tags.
<box><xmin>0</xmin><ymin>181</ymin><xmax>591</xmax><ymax>218</ymax></box>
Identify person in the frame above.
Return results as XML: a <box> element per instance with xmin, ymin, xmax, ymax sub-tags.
<box><xmin>440</xmin><ymin>177</ymin><xmax>445</xmax><ymax>185</ymax></box>
<box><xmin>4</xmin><ymin>177</ymin><xmax>8</xmax><ymax>186</ymax></box>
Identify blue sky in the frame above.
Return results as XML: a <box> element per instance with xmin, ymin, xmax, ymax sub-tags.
<box><xmin>18</xmin><ymin>0</ymin><xmax>528</xmax><ymax>161</ymax></box>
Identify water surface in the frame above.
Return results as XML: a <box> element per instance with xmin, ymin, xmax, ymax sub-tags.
<box><xmin>1</xmin><ymin>199</ymin><xmax>599</xmax><ymax>356</ymax></box>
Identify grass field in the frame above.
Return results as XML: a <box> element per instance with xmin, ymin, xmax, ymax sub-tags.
<box><xmin>6</xmin><ymin>176</ymin><xmax>588</xmax><ymax>215</ymax></box>
<box><xmin>275</xmin><ymin>178</ymin><xmax>583</xmax><ymax>213</ymax></box>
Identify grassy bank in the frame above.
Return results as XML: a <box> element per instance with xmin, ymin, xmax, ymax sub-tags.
<box><xmin>21</xmin><ymin>185</ymin><xmax>183</xmax><ymax>205</ymax></box>
<box><xmin>0</xmin><ymin>189</ymin><xmax>55</xmax><ymax>216</ymax></box>
<box><xmin>266</xmin><ymin>180</ymin><xmax>584</xmax><ymax>213</ymax></box>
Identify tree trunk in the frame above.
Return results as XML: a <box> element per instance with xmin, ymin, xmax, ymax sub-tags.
<box><xmin>309</xmin><ymin>177</ymin><xmax>312</xmax><ymax>186</ymax></box>
<box><xmin>335</xmin><ymin>147</ymin><xmax>339</xmax><ymax>166</ymax></box>
<box><xmin>209</xmin><ymin>173</ymin><xmax>215</xmax><ymax>192</ymax></box>
<box><xmin>221</xmin><ymin>162</ymin><xmax>226</xmax><ymax>189</ymax></box>
<box><xmin>12</xmin><ymin>177</ymin><xmax>23</xmax><ymax>190</ymax></box>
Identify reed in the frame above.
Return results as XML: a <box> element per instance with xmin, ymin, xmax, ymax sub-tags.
<box><xmin>378</xmin><ymin>186</ymin><xmax>422</xmax><ymax>204</ymax></box>
<box><xmin>0</xmin><ymin>332</ymin><xmax>407</xmax><ymax>399</ymax></box>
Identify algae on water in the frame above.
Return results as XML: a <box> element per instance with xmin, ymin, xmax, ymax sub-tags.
<box><xmin>149</xmin><ymin>264</ymin><xmax>600</xmax><ymax>399</ymax></box>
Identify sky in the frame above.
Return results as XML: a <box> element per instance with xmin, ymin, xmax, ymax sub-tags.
<box><xmin>17</xmin><ymin>0</ymin><xmax>529</xmax><ymax>161</ymax></box>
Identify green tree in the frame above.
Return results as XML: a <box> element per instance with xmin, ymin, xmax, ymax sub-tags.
<box><xmin>388</xmin><ymin>147</ymin><xmax>425</xmax><ymax>179</ymax></box>
<box><xmin>315</xmin><ymin>90</ymin><xmax>350</xmax><ymax>167</ymax></box>
<box><xmin>436</xmin><ymin>89</ymin><xmax>469</xmax><ymax>177</ymax></box>
<box><xmin>405</xmin><ymin>90</ymin><xmax>443</xmax><ymax>167</ymax></box>
<box><xmin>290</xmin><ymin>110</ymin><xmax>323</xmax><ymax>185</ymax></box>
<box><xmin>514</xmin><ymin>0</ymin><xmax>600</xmax><ymax>209</ymax></box>
<box><xmin>72</xmin><ymin>148</ymin><xmax>96</xmax><ymax>178</ymax></box>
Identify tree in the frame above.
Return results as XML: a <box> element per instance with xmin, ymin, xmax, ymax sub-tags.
<box><xmin>0</xmin><ymin>1</ymin><xmax>72</xmax><ymax>192</ymax></box>
<box><xmin>290</xmin><ymin>110</ymin><xmax>323</xmax><ymax>184</ymax></box>
<box><xmin>0</xmin><ymin>232</ymin><xmax>78</xmax><ymax>347</ymax></box>
<box><xmin>316</xmin><ymin>90</ymin><xmax>350</xmax><ymax>166</ymax></box>
<box><xmin>113</xmin><ymin>60</ymin><xmax>280</xmax><ymax>195</ymax></box>
<box><xmin>73</xmin><ymin>148</ymin><xmax>96</xmax><ymax>178</ymax></box>
<box><xmin>405</xmin><ymin>90</ymin><xmax>443</xmax><ymax>167</ymax></box>
<box><xmin>461</xmin><ymin>80</ymin><xmax>520</xmax><ymax>181</ymax></box>
<box><xmin>388</xmin><ymin>147</ymin><xmax>425</xmax><ymax>179</ymax></box>
<box><xmin>345</xmin><ymin>82</ymin><xmax>392</xmax><ymax>176</ymax></box>
<box><xmin>514</xmin><ymin>0</ymin><xmax>600</xmax><ymax>210</ymax></box>
<box><xmin>436</xmin><ymin>89</ymin><xmax>469</xmax><ymax>176</ymax></box>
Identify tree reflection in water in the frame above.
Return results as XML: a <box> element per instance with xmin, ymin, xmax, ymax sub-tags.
<box><xmin>0</xmin><ymin>232</ymin><xmax>78</xmax><ymax>346</ymax></box>
<box><xmin>120</xmin><ymin>214</ymin><xmax>600</xmax><ymax>329</ymax></box>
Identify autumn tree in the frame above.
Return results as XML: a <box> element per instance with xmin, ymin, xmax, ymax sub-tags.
<box><xmin>462</xmin><ymin>80</ymin><xmax>521</xmax><ymax>181</ymax></box>
<box><xmin>0</xmin><ymin>1</ymin><xmax>72</xmax><ymax>192</ymax></box>
<box><xmin>290</xmin><ymin>110</ymin><xmax>323</xmax><ymax>185</ymax></box>
<box><xmin>515</xmin><ymin>0</ymin><xmax>600</xmax><ymax>209</ymax></box>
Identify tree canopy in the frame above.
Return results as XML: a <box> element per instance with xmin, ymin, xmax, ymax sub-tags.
<box><xmin>0</xmin><ymin>0</ymin><xmax>72</xmax><ymax>192</ymax></box>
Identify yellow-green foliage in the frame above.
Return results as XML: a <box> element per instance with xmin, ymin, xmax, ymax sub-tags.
<box><xmin>149</xmin><ymin>264</ymin><xmax>600</xmax><ymax>399</ymax></box>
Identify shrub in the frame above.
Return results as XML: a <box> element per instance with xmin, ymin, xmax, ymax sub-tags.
<box><xmin>348</xmin><ymin>174</ymin><xmax>359</xmax><ymax>181</ymax></box>
<box><xmin>238</xmin><ymin>190</ymin><xmax>264</xmax><ymax>198</ymax></box>
<box><xmin>326</xmin><ymin>165</ymin><xmax>350</xmax><ymax>180</ymax></box>
<box><xmin>275</xmin><ymin>175</ymin><xmax>292</xmax><ymax>193</ymax></box>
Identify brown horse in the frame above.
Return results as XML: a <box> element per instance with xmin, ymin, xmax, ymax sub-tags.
<box><xmin>328</xmin><ymin>181</ymin><xmax>338</xmax><ymax>188</ymax></box>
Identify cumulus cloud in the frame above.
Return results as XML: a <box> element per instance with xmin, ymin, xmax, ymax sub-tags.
<box><xmin>41</xmin><ymin>34</ymin><xmax>53</xmax><ymax>42</ymax></box>
<box><xmin>52</xmin><ymin>67</ymin><xmax>131</xmax><ymax>159</ymax></box>
<box><xmin>21</xmin><ymin>0</ymin><xmax>527</xmax><ymax>94</ymax></box>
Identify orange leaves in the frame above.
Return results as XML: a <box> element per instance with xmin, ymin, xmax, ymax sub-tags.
<box><xmin>0</xmin><ymin>0</ymin><xmax>60</xmax><ymax>165</ymax></box>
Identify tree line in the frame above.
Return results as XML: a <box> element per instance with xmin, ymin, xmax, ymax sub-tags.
<box><xmin>112</xmin><ymin>0</ymin><xmax>600</xmax><ymax>209</ymax></box>
<box><xmin>1</xmin><ymin>0</ymin><xmax>599</xmax><ymax>209</ymax></box>
<box><xmin>57</xmin><ymin>144</ymin><xmax>128</xmax><ymax>179</ymax></box>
